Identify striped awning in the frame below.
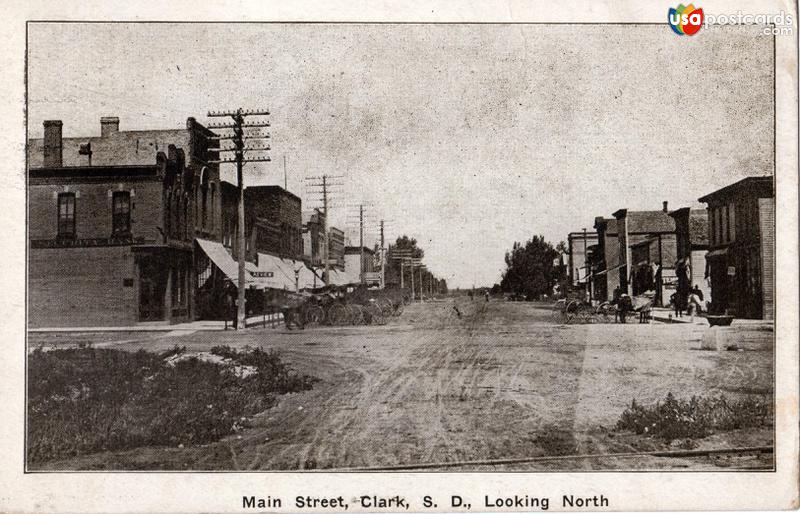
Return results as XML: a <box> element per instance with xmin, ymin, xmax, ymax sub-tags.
<box><xmin>195</xmin><ymin>238</ymin><xmax>254</xmax><ymax>287</ymax></box>
<box><xmin>196</xmin><ymin>239</ymin><xmax>324</xmax><ymax>290</ymax></box>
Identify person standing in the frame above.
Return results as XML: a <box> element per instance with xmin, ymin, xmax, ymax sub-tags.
<box><xmin>688</xmin><ymin>284</ymin><xmax>705</xmax><ymax>315</ymax></box>
<box><xmin>225</xmin><ymin>282</ymin><xmax>237</xmax><ymax>329</ymax></box>
<box><xmin>618</xmin><ymin>294</ymin><xmax>631</xmax><ymax>324</ymax></box>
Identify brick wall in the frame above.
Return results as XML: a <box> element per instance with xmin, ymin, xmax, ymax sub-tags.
<box><xmin>29</xmin><ymin>246</ymin><xmax>138</xmax><ymax>327</ymax></box>
<box><xmin>28</xmin><ymin>130</ymin><xmax>191</xmax><ymax>168</ymax></box>
<box><xmin>29</xmin><ymin>179</ymin><xmax>164</xmax><ymax>242</ymax></box>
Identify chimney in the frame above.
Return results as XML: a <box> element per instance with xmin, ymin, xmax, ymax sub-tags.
<box><xmin>100</xmin><ymin>116</ymin><xmax>120</xmax><ymax>137</ymax></box>
<box><xmin>43</xmin><ymin>120</ymin><xmax>63</xmax><ymax>168</ymax></box>
<box><xmin>663</xmin><ymin>201</ymin><xmax>669</xmax><ymax>213</ymax></box>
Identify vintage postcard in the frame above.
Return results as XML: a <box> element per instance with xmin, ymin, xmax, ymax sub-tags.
<box><xmin>1</xmin><ymin>0</ymin><xmax>798</xmax><ymax>511</ymax></box>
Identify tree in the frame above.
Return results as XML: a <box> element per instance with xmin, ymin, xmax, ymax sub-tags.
<box><xmin>500</xmin><ymin>235</ymin><xmax>559</xmax><ymax>300</ymax></box>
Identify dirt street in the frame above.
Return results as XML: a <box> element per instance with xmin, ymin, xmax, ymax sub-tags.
<box><xmin>31</xmin><ymin>300</ymin><xmax>774</xmax><ymax>471</ymax></box>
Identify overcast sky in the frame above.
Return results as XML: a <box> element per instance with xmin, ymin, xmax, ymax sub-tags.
<box><xmin>27</xmin><ymin>23</ymin><xmax>773</xmax><ymax>288</ymax></box>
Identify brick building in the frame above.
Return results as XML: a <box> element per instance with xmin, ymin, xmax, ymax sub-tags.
<box><xmin>28</xmin><ymin>117</ymin><xmax>223</xmax><ymax>327</ymax></box>
<box><xmin>220</xmin><ymin>183</ymin><xmax>303</xmax><ymax>261</ymax></box>
<box><xmin>698</xmin><ymin>176</ymin><xmax>774</xmax><ymax>319</ymax></box>
<box><xmin>302</xmin><ymin>209</ymin><xmax>325</xmax><ymax>267</ymax></box>
<box><xmin>328</xmin><ymin>226</ymin><xmax>346</xmax><ymax>270</ymax></box>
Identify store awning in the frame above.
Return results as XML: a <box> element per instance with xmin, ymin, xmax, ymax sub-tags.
<box><xmin>592</xmin><ymin>263</ymin><xmax>625</xmax><ymax>277</ymax></box>
<box><xmin>249</xmin><ymin>253</ymin><xmax>294</xmax><ymax>290</ymax></box>
<box><xmin>325</xmin><ymin>269</ymin><xmax>353</xmax><ymax>287</ymax></box>
<box><xmin>251</xmin><ymin>254</ymin><xmax>326</xmax><ymax>291</ymax></box>
<box><xmin>706</xmin><ymin>248</ymin><xmax>729</xmax><ymax>259</ymax></box>
<box><xmin>294</xmin><ymin>262</ymin><xmax>321</xmax><ymax>290</ymax></box>
<box><xmin>197</xmin><ymin>238</ymin><xmax>329</xmax><ymax>291</ymax></box>
<box><xmin>196</xmin><ymin>238</ymin><xmax>252</xmax><ymax>286</ymax></box>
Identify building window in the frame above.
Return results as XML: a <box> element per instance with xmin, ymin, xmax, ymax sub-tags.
<box><xmin>183</xmin><ymin>193</ymin><xmax>189</xmax><ymax>240</ymax></box>
<box><xmin>173</xmin><ymin>190</ymin><xmax>181</xmax><ymax>239</ymax></box>
<box><xmin>708</xmin><ymin>207</ymin><xmax>715</xmax><ymax>246</ymax></box>
<box><xmin>210</xmin><ymin>183</ymin><xmax>216</xmax><ymax>232</ymax></box>
<box><xmin>721</xmin><ymin>205</ymin><xmax>728</xmax><ymax>245</ymax></box>
<box><xmin>112</xmin><ymin>191</ymin><xmax>131</xmax><ymax>236</ymax></box>
<box><xmin>201</xmin><ymin>185</ymin><xmax>208</xmax><ymax>229</ymax></box>
<box><xmin>164</xmin><ymin>187</ymin><xmax>172</xmax><ymax>238</ymax></box>
<box><xmin>57</xmin><ymin>193</ymin><xmax>76</xmax><ymax>238</ymax></box>
<box><xmin>728</xmin><ymin>202</ymin><xmax>736</xmax><ymax>242</ymax></box>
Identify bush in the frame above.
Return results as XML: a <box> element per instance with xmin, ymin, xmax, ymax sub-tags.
<box><xmin>616</xmin><ymin>393</ymin><xmax>772</xmax><ymax>442</ymax></box>
<box><xmin>27</xmin><ymin>346</ymin><xmax>317</xmax><ymax>463</ymax></box>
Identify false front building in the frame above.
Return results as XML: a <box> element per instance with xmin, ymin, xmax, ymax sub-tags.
<box><xmin>698</xmin><ymin>176</ymin><xmax>774</xmax><ymax>319</ymax></box>
<box><xmin>613</xmin><ymin>202</ymin><xmax>678</xmax><ymax>307</ymax></box>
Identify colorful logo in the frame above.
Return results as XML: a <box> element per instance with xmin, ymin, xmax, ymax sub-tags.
<box><xmin>668</xmin><ymin>4</ymin><xmax>704</xmax><ymax>35</ymax></box>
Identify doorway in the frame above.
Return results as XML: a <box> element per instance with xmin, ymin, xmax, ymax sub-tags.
<box><xmin>138</xmin><ymin>255</ymin><xmax>167</xmax><ymax>321</ymax></box>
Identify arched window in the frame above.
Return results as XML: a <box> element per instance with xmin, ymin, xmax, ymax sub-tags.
<box><xmin>202</xmin><ymin>184</ymin><xmax>208</xmax><ymax>230</ymax></box>
<box><xmin>183</xmin><ymin>193</ymin><xmax>189</xmax><ymax>240</ymax></box>
<box><xmin>209</xmin><ymin>183</ymin><xmax>216</xmax><ymax>233</ymax></box>
<box><xmin>173</xmin><ymin>189</ymin><xmax>181</xmax><ymax>239</ymax></box>
<box><xmin>164</xmin><ymin>187</ymin><xmax>172</xmax><ymax>238</ymax></box>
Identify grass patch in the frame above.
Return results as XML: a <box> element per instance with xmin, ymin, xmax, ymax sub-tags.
<box><xmin>28</xmin><ymin>346</ymin><xmax>317</xmax><ymax>464</ymax></box>
<box><xmin>616</xmin><ymin>393</ymin><xmax>772</xmax><ymax>442</ymax></box>
<box><xmin>533</xmin><ymin>424</ymin><xmax>577</xmax><ymax>456</ymax></box>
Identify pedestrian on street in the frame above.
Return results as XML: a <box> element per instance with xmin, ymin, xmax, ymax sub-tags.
<box><xmin>618</xmin><ymin>294</ymin><xmax>632</xmax><ymax>324</ymax></box>
<box><xmin>688</xmin><ymin>284</ymin><xmax>705</xmax><ymax>315</ymax></box>
<box><xmin>225</xmin><ymin>283</ymin><xmax>237</xmax><ymax>330</ymax></box>
<box><xmin>672</xmin><ymin>291</ymin><xmax>685</xmax><ymax>318</ymax></box>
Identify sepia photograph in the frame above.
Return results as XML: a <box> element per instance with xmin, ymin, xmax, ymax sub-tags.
<box><xmin>25</xmin><ymin>22</ymin><xmax>782</xmax><ymax>472</ymax></box>
<box><xmin>23</xmin><ymin>19</ymin><xmax>782</xmax><ymax>475</ymax></box>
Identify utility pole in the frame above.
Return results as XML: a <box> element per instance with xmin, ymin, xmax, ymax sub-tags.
<box><xmin>419</xmin><ymin>265</ymin><xmax>425</xmax><ymax>302</ymax></box>
<box><xmin>391</xmin><ymin>248</ymin><xmax>413</xmax><ymax>294</ymax></box>
<box><xmin>410</xmin><ymin>260</ymin><xmax>415</xmax><ymax>301</ymax></box>
<box><xmin>346</xmin><ymin>202</ymin><xmax>375</xmax><ymax>285</ymax></box>
<box><xmin>207</xmin><ymin>108</ymin><xmax>271</xmax><ymax>330</ymax></box>
<box><xmin>409</xmin><ymin>258</ymin><xmax>423</xmax><ymax>302</ymax></box>
<box><xmin>304</xmin><ymin>174</ymin><xmax>344</xmax><ymax>285</ymax></box>
<box><xmin>359</xmin><ymin>205</ymin><xmax>364</xmax><ymax>284</ymax></box>
<box><xmin>323</xmin><ymin>176</ymin><xmax>329</xmax><ymax>285</ymax></box>
<box><xmin>379</xmin><ymin>220</ymin><xmax>385</xmax><ymax>289</ymax></box>
<box><xmin>583</xmin><ymin>227</ymin><xmax>592</xmax><ymax>301</ymax></box>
